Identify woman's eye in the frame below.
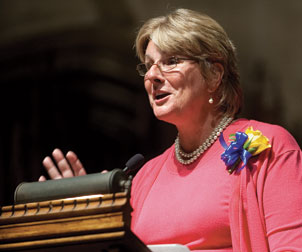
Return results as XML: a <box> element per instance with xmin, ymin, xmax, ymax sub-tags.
<box><xmin>145</xmin><ymin>62</ymin><xmax>153</xmax><ymax>70</ymax></box>
<box><xmin>165</xmin><ymin>57</ymin><xmax>178</xmax><ymax>66</ymax></box>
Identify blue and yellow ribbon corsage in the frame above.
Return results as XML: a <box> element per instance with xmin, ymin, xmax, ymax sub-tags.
<box><xmin>219</xmin><ymin>127</ymin><xmax>271</xmax><ymax>174</ymax></box>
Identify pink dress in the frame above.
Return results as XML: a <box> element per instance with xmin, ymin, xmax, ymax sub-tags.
<box><xmin>130</xmin><ymin>119</ymin><xmax>302</xmax><ymax>251</ymax></box>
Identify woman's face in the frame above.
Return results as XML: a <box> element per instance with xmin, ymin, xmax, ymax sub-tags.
<box><xmin>144</xmin><ymin>40</ymin><xmax>212</xmax><ymax>125</ymax></box>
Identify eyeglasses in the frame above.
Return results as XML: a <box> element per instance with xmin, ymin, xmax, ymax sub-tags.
<box><xmin>136</xmin><ymin>56</ymin><xmax>197</xmax><ymax>77</ymax></box>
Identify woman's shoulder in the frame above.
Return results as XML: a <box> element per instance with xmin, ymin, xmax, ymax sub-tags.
<box><xmin>142</xmin><ymin>145</ymin><xmax>174</xmax><ymax>171</ymax></box>
<box><xmin>231</xmin><ymin>118</ymin><xmax>301</xmax><ymax>153</ymax></box>
<box><xmin>133</xmin><ymin>145</ymin><xmax>174</xmax><ymax>179</ymax></box>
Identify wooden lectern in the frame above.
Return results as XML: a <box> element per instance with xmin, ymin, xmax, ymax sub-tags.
<box><xmin>0</xmin><ymin>192</ymin><xmax>151</xmax><ymax>251</ymax></box>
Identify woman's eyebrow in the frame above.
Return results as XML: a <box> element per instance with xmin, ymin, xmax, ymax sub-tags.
<box><xmin>144</xmin><ymin>54</ymin><xmax>172</xmax><ymax>62</ymax></box>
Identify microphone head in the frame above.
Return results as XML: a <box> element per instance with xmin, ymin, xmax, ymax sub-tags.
<box><xmin>124</xmin><ymin>153</ymin><xmax>145</xmax><ymax>175</ymax></box>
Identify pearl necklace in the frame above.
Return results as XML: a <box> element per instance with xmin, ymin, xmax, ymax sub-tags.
<box><xmin>175</xmin><ymin>116</ymin><xmax>233</xmax><ymax>165</ymax></box>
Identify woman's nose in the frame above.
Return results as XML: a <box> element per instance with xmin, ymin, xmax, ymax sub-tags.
<box><xmin>145</xmin><ymin>64</ymin><xmax>164</xmax><ymax>86</ymax></box>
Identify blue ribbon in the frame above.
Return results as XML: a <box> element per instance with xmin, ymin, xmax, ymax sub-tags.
<box><xmin>219</xmin><ymin>131</ymin><xmax>252</xmax><ymax>173</ymax></box>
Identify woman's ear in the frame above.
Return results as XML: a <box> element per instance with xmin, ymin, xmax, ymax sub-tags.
<box><xmin>207</xmin><ymin>62</ymin><xmax>224</xmax><ymax>93</ymax></box>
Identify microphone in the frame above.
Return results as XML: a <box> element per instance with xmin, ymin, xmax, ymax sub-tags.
<box><xmin>123</xmin><ymin>153</ymin><xmax>145</xmax><ymax>175</ymax></box>
<box><xmin>119</xmin><ymin>153</ymin><xmax>145</xmax><ymax>193</ymax></box>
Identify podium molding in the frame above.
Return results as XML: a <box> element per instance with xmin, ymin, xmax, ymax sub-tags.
<box><xmin>0</xmin><ymin>192</ymin><xmax>151</xmax><ymax>251</ymax></box>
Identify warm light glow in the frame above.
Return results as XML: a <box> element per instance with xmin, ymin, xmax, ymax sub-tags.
<box><xmin>64</xmin><ymin>194</ymin><xmax>104</xmax><ymax>200</ymax></box>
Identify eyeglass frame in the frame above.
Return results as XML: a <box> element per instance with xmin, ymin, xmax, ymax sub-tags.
<box><xmin>136</xmin><ymin>56</ymin><xmax>201</xmax><ymax>77</ymax></box>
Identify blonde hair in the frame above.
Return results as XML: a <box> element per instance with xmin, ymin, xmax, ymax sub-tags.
<box><xmin>135</xmin><ymin>8</ymin><xmax>243</xmax><ymax>117</ymax></box>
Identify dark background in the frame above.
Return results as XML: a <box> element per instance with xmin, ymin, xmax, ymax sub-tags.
<box><xmin>0</xmin><ymin>0</ymin><xmax>301</xmax><ymax>206</ymax></box>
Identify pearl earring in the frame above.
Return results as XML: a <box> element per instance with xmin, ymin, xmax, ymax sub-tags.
<box><xmin>209</xmin><ymin>97</ymin><xmax>214</xmax><ymax>104</ymax></box>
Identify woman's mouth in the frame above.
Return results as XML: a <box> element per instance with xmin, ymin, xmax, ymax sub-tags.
<box><xmin>153</xmin><ymin>92</ymin><xmax>171</xmax><ymax>105</ymax></box>
<box><xmin>155</xmin><ymin>93</ymin><xmax>170</xmax><ymax>100</ymax></box>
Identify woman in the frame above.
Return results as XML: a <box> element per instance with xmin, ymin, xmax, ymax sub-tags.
<box><xmin>40</xmin><ymin>9</ymin><xmax>302</xmax><ymax>251</ymax></box>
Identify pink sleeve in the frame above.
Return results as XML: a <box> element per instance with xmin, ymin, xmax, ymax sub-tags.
<box><xmin>263</xmin><ymin>149</ymin><xmax>302</xmax><ymax>251</ymax></box>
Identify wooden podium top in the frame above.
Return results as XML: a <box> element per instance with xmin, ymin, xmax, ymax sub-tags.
<box><xmin>0</xmin><ymin>192</ymin><xmax>151</xmax><ymax>251</ymax></box>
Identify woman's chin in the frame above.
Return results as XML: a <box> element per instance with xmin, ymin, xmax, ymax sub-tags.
<box><xmin>153</xmin><ymin>108</ymin><xmax>176</xmax><ymax>124</ymax></box>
